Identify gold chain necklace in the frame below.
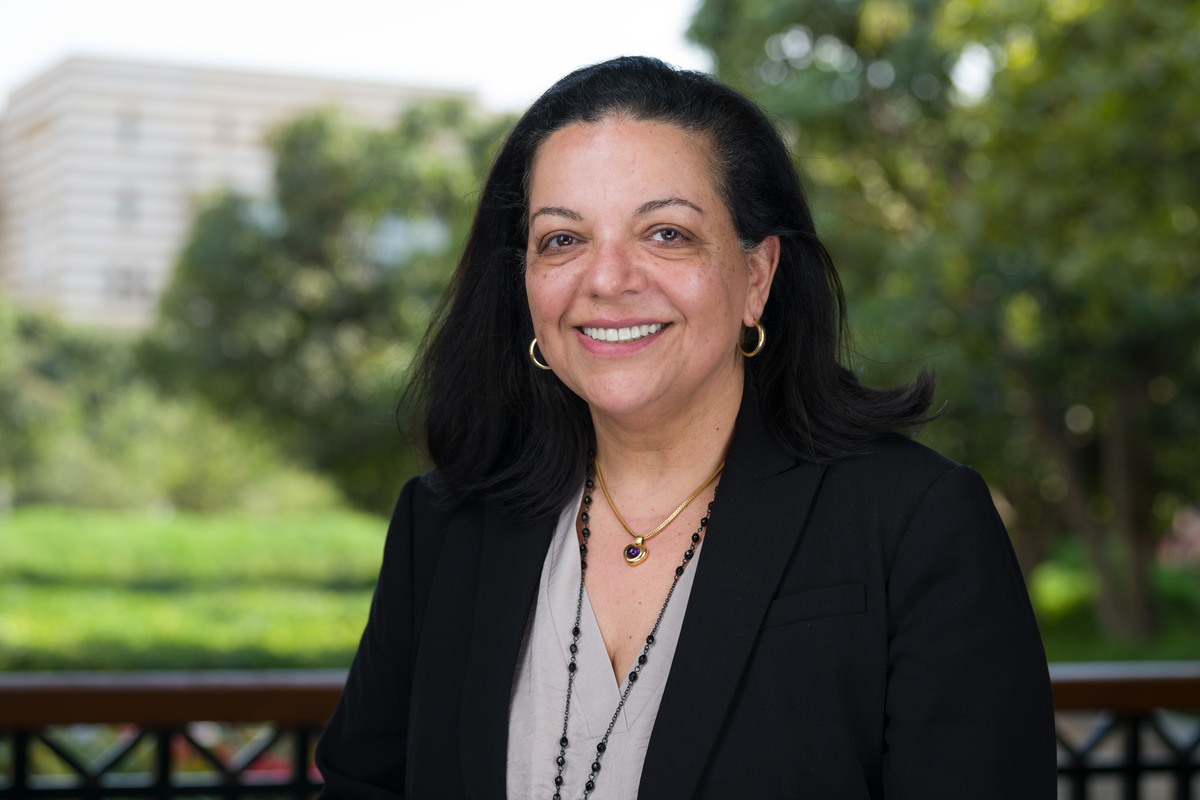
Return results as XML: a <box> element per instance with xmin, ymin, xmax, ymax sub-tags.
<box><xmin>593</xmin><ymin>457</ymin><xmax>725</xmax><ymax>565</ymax></box>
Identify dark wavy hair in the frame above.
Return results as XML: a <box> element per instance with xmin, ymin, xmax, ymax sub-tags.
<box><xmin>405</xmin><ymin>56</ymin><xmax>935</xmax><ymax>519</ymax></box>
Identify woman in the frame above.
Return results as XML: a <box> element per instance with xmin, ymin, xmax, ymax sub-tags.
<box><xmin>316</xmin><ymin>57</ymin><xmax>1056</xmax><ymax>799</ymax></box>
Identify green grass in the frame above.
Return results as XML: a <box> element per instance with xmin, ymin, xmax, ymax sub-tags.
<box><xmin>3</xmin><ymin>506</ymin><xmax>1198</xmax><ymax>669</ymax></box>
<box><xmin>0</xmin><ymin>506</ymin><xmax>387</xmax><ymax>670</ymax></box>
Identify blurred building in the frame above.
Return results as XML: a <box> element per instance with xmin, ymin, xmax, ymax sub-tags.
<box><xmin>0</xmin><ymin>57</ymin><xmax>474</xmax><ymax>330</ymax></box>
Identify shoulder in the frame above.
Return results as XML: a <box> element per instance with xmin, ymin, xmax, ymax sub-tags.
<box><xmin>812</xmin><ymin>434</ymin><xmax>999</xmax><ymax>552</ymax></box>
<box><xmin>821</xmin><ymin>433</ymin><xmax>974</xmax><ymax>500</ymax></box>
<box><xmin>392</xmin><ymin>470</ymin><xmax>480</xmax><ymax>525</ymax></box>
<box><xmin>386</xmin><ymin>471</ymin><xmax>487</xmax><ymax>564</ymax></box>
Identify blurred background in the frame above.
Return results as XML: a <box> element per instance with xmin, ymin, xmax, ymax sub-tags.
<box><xmin>1</xmin><ymin>0</ymin><xmax>1196</xmax><ymax>674</ymax></box>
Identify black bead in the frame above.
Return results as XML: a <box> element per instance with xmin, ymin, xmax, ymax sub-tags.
<box><xmin>573</xmin><ymin>627</ymin><xmax>580</xmax><ymax>637</ymax></box>
<box><xmin>582</xmin><ymin>528</ymin><xmax>590</xmax><ymax>539</ymax></box>
<box><xmin>585</xmin><ymin>479</ymin><xmax>594</xmax><ymax>489</ymax></box>
<box><xmin>580</xmin><ymin>544</ymin><xmax>587</xmax><ymax>553</ymax></box>
<box><xmin>585</xmin><ymin>780</ymin><xmax>595</xmax><ymax>792</ymax></box>
<box><xmin>561</xmin><ymin>736</ymin><xmax>569</xmax><ymax>747</ymax></box>
<box><xmin>692</xmin><ymin>532</ymin><xmax>700</xmax><ymax>543</ymax></box>
<box><xmin>628</xmin><ymin>671</ymin><xmax>638</xmax><ymax>683</ymax></box>
<box><xmin>646</xmin><ymin>634</ymin><xmax>655</xmax><ymax>644</ymax></box>
<box><xmin>581</xmin><ymin>512</ymin><xmax>589</xmax><ymax>523</ymax></box>
<box><xmin>596</xmin><ymin>742</ymin><xmax>606</xmax><ymax>753</ymax></box>
<box><xmin>592</xmin><ymin>761</ymin><xmax>601</xmax><ymax>772</ymax></box>
<box><xmin>568</xmin><ymin>662</ymin><xmax>576</xmax><ymax>673</ymax></box>
<box><xmin>583</xmin><ymin>496</ymin><xmax>592</xmax><ymax>505</ymax></box>
<box><xmin>700</xmin><ymin>518</ymin><xmax>708</xmax><ymax>527</ymax></box>
<box><xmin>555</xmin><ymin>775</ymin><xmax>564</xmax><ymax>786</ymax></box>
<box><xmin>588</xmin><ymin>448</ymin><xmax>595</xmax><ymax>457</ymax></box>
<box><xmin>685</xmin><ymin>550</ymin><xmax>694</xmax><ymax>559</ymax></box>
<box><xmin>554</xmin><ymin>794</ymin><xmax>561</xmax><ymax>800</ymax></box>
<box><xmin>569</xmin><ymin>643</ymin><xmax>577</xmax><ymax>653</ymax></box>
<box><xmin>638</xmin><ymin>654</ymin><xmax>647</xmax><ymax>665</ymax></box>
<box><xmin>675</xmin><ymin>566</ymin><xmax>684</xmax><ymax>576</ymax></box>
<box><xmin>557</xmin><ymin>755</ymin><xmax>565</xmax><ymax>766</ymax></box>
<box><xmin>581</xmin><ymin>560</ymin><xmax>587</xmax><ymax>570</ymax></box>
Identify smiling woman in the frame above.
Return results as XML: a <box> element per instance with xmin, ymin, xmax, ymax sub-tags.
<box><xmin>316</xmin><ymin>57</ymin><xmax>1056</xmax><ymax>799</ymax></box>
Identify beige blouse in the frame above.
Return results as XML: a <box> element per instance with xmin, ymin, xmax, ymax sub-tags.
<box><xmin>505</xmin><ymin>497</ymin><xmax>704</xmax><ymax>799</ymax></box>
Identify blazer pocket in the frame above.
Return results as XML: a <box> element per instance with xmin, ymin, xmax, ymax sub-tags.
<box><xmin>761</xmin><ymin>583</ymin><xmax>867</xmax><ymax>629</ymax></box>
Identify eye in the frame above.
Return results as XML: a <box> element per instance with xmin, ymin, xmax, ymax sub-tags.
<box><xmin>539</xmin><ymin>232</ymin><xmax>579</xmax><ymax>253</ymax></box>
<box><xmin>650</xmin><ymin>227</ymin><xmax>686</xmax><ymax>243</ymax></box>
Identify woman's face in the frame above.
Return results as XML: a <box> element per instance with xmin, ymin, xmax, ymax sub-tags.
<box><xmin>524</xmin><ymin>118</ymin><xmax>777</xmax><ymax>428</ymax></box>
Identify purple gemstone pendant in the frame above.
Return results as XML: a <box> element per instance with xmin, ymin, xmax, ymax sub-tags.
<box><xmin>624</xmin><ymin>537</ymin><xmax>648</xmax><ymax>565</ymax></box>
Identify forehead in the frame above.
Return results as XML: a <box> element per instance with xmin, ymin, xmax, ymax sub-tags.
<box><xmin>527</xmin><ymin>118</ymin><xmax>723</xmax><ymax>210</ymax></box>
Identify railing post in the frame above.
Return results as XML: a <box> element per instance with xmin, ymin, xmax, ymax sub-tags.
<box><xmin>13</xmin><ymin>732</ymin><xmax>29</xmax><ymax>800</ymax></box>
<box><xmin>153</xmin><ymin>729</ymin><xmax>172</xmax><ymax>800</ymax></box>
<box><xmin>1123</xmin><ymin>715</ymin><xmax>1141</xmax><ymax>800</ymax></box>
<box><xmin>294</xmin><ymin>727</ymin><xmax>313</xmax><ymax>799</ymax></box>
<box><xmin>1072</xmin><ymin>755</ymin><xmax>1088</xmax><ymax>800</ymax></box>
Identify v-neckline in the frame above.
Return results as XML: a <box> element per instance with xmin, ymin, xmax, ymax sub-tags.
<box><xmin>545</xmin><ymin>497</ymin><xmax>704</xmax><ymax>737</ymax></box>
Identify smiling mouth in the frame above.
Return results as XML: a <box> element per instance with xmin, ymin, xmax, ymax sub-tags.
<box><xmin>580</xmin><ymin>323</ymin><xmax>665</xmax><ymax>343</ymax></box>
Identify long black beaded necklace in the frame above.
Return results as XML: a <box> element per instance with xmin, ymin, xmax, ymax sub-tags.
<box><xmin>551</xmin><ymin>449</ymin><xmax>717</xmax><ymax>800</ymax></box>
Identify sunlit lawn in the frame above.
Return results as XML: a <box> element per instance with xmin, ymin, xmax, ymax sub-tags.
<box><xmin>2</xmin><ymin>506</ymin><xmax>1198</xmax><ymax>669</ymax></box>
<box><xmin>0</xmin><ymin>506</ymin><xmax>386</xmax><ymax>670</ymax></box>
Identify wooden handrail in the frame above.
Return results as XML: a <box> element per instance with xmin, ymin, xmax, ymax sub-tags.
<box><xmin>0</xmin><ymin>663</ymin><xmax>1196</xmax><ymax>729</ymax></box>
<box><xmin>1049</xmin><ymin>661</ymin><xmax>1200</xmax><ymax>712</ymax></box>
<box><xmin>0</xmin><ymin>669</ymin><xmax>346</xmax><ymax>727</ymax></box>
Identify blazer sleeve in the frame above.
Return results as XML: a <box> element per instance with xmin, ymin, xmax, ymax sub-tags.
<box><xmin>882</xmin><ymin>465</ymin><xmax>1057</xmax><ymax>799</ymax></box>
<box><xmin>316</xmin><ymin>479</ymin><xmax>420</xmax><ymax>799</ymax></box>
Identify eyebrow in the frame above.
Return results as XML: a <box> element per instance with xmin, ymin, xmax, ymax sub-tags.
<box><xmin>529</xmin><ymin>205</ymin><xmax>583</xmax><ymax>224</ymax></box>
<box><xmin>635</xmin><ymin>197</ymin><xmax>705</xmax><ymax>216</ymax></box>
<box><xmin>528</xmin><ymin>197</ymin><xmax>705</xmax><ymax>225</ymax></box>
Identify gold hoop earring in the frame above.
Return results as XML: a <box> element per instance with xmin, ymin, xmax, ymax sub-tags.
<box><xmin>739</xmin><ymin>320</ymin><xmax>766</xmax><ymax>358</ymax></box>
<box><xmin>529</xmin><ymin>338</ymin><xmax>552</xmax><ymax>371</ymax></box>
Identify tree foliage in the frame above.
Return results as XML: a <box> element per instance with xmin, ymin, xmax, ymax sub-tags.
<box><xmin>690</xmin><ymin>0</ymin><xmax>1200</xmax><ymax>638</ymax></box>
<box><xmin>141</xmin><ymin>101</ymin><xmax>513</xmax><ymax>512</ymax></box>
<box><xmin>0</xmin><ymin>299</ymin><xmax>336</xmax><ymax>512</ymax></box>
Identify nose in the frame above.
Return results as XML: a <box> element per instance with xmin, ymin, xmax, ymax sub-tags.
<box><xmin>581</xmin><ymin>239</ymin><xmax>645</xmax><ymax>298</ymax></box>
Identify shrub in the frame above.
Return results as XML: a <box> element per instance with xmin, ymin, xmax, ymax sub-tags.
<box><xmin>0</xmin><ymin>299</ymin><xmax>345</xmax><ymax>514</ymax></box>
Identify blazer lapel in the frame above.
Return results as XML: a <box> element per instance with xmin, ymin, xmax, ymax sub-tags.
<box><xmin>639</xmin><ymin>396</ymin><xmax>827</xmax><ymax>800</ymax></box>
<box><xmin>459</xmin><ymin>500</ymin><xmax>556</xmax><ymax>800</ymax></box>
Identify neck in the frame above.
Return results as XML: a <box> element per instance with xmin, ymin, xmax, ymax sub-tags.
<box><xmin>589</xmin><ymin>370</ymin><xmax>743</xmax><ymax>493</ymax></box>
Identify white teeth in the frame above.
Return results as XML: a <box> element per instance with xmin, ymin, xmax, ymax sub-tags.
<box><xmin>582</xmin><ymin>323</ymin><xmax>664</xmax><ymax>343</ymax></box>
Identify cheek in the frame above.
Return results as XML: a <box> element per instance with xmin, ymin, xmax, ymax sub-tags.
<box><xmin>525</xmin><ymin>269</ymin><xmax>564</xmax><ymax>328</ymax></box>
<box><xmin>716</xmin><ymin>254</ymin><xmax>753</xmax><ymax>316</ymax></box>
<box><xmin>683</xmin><ymin>261</ymin><xmax>744</xmax><ymax>323</ymax></box>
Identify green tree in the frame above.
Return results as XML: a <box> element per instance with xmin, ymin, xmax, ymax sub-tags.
<box><xmin>0</xmin><ymin>300</ymin><xmax>130</xmax><ymax>504</ymax></box>
<box><xmin>0</xmin><ymin>298</ymin><xmax>335</xmax><ymax>513</ymax></box>
<box><xmin>141</xmin><ymin>101</ymin><xmax>513</xmax><ymax>512</ymax></box>
<box><xmin>690</xmin><ymin>0</ymin><xmax>1200</xmax><ymax>639</ymax></box>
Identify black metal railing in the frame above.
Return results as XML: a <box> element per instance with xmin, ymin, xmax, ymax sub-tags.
<box><xmin>0</xmin><ymin>671</ymin><xmax>342</xmax><ymax>799</ymax></box>
<box><xmin>1051</xmin><ymin>662</ymin><xmax>1200</xmax><ymax>799</ymax></box>
<box><xmin>1</xmin><ymin>663</ymin><xmax>1197</xmax><ymax>799</ymax></box>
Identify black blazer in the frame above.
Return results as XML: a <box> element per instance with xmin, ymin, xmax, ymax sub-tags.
<box><xmin>316</xmin><ymin>395</ymin><xmax>1057</xmax><ymax>799</ymax></box>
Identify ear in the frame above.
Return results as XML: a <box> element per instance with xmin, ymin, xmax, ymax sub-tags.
<box><xmin>743</xmin><ymin>235</ymin><xmax>780</xmax><ymax>326</ymax></box>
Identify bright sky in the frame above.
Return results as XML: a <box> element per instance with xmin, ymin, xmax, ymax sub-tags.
<box><xmin>0</xmin><ymin>0</ymin><xmax>712</xmax><ymax>112</ymax></box>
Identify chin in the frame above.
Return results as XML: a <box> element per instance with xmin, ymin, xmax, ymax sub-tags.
<box><xmin>574</xmin><ymin>380</ymin><xmax>666</xmax><ymax>419</ymax></box>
